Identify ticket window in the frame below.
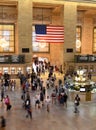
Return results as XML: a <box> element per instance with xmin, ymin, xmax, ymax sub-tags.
<box><xmin>3</xmin><ymin>67</ymin><xmax>8</xmax><ymax>74</ymax></box>
<box><xmin>11</xmin><ymin>67</ymin><xmax>16</xmax><ymax>74</ymax></box>
<box><xmin>90</xmin><ymin>66</ymin><xmax>93</xmax><ymax>72</ymax></box>
<box><xmin>26</xmin><ymin>67</ymin><xmax>31</xmax><ymax>74</ymax></box>
<box><xmin>84</xmin><ymin>66</ymin><xmax>88</xmax><ymax>73</ymax></box>
<box><xmin>78</xmin><ymin>66</ymin><xmax>83</xmax><ymax>70</ymax></box>
<box><xmin>17</xmin><ymin>67</ymin><xmax>22</xmax><ymax>74</ymax></box>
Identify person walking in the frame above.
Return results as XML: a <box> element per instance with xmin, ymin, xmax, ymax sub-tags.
<box><xmin>74</xmin><ymin>94</ymin><xmax>80</xmax><ymax>113</ymax></box>
<box><xmin>35</xmin><ymin>93</ymin><xmax>40</xmax><ymax>109</ymax></box>
<box><xmin>25</xmin><ymin>96</ymin><xmax>32</xmax><ymax>119</ymax></box>
<box><xmin>0</xmin><ymin>116</ymin><xmax>6</xmax><ymax>130</ymax></box>
<box><xmin>40</xmin><ymin>91</ymin><xmax>44</xmax><ymax>107</ymax></box>
<box><xmin>45</xmin><ymin>96</ymin><xmax>51</xmax><ymax>112</ymax></box>
<box><xmin>4</xmin><ymin>95</ymin><xmax>12</xmax><ymax>111</ymax></box>
<box><xmin>63</xmin><ymin>92</ymin><xmax>68</xmax><ymax>108</ymax></box>
<box><xmin>26</xmin><ymin>105</ymin><xmax>32</xmax><ymax>119</ymax></box>
<box><xmin>1</xmin><ymin>87</ymin><xmax>4</xmax><ymax>102</ymax></box>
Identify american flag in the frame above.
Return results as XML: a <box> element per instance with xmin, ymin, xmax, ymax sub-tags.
<box><xmin>34</xmin><ymin>25</ymin><xmax>64</xmax><ymax>43</ymax></box>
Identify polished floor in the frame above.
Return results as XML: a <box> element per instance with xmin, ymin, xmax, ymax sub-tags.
<box><xmin>0</xmin><ymin>76</ymin><xmax>96</xmax><ymax>130</ymax></box>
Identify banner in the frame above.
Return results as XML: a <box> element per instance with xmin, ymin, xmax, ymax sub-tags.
<box><xmin>34</xmin><ymin>25</ymin><xmax>64</xmax><ymax>43</ymax></box>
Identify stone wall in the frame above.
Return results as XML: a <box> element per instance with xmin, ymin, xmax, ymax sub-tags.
<box><xmin>34</xmin><ymin>43</ymin><xmax>64</xmax><ymax>66</ymax></box>
<box><xmin>0</xmin><ymin>0</ymin><xmax>96</xmax><ymax>67</ymax></box>
<box><xmin>18</xmin><ymin>0</ymin><xmax>32</xmax><ymax>63</ymax></box>
<box><xmin>82</xmin><ymin>16</ymin><xmax>93</xmax><ymax>54</ymax></box>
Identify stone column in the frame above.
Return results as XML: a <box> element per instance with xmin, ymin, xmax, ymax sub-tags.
<box><xmin>82</xmin><ymin>16</ymin><xmax>93</xmax><ymax>54</ymax></box>
<box><xmin>18</xmin><ymin>0</ymin><xmax>32</xmax><ymax>64</ymax></box>
<box><xmin>64</xmin><ymin>2</ymin><xmax>77</xmax><ymax>62</ymax></box>
<box><xmin>63</xmin><ymin>2</ymin><xmax>77</xmax><ymax>72</ymax></box>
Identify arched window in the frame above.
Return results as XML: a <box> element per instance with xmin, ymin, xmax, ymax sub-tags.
<box><xmin>76</xmin><ymin>26</ymin><xmax>82</xmax><ymax>53</ymax></box>
<box><xmin>93</xmin><ymin>27</ymin><xmax>96</xmax><ymax>52</ymax></box>
<box><xmin>0</xmin><ymin>24</ymin><xmax>15</xmax><ymax>53</ymax></box>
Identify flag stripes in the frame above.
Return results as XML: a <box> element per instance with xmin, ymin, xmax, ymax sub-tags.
<box><xmin>34</xmin><ymin>25</ymin><xmax>64</xmax><ymax>43</ymax></box>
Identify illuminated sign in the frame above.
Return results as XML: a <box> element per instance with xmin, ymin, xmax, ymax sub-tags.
<box><xmin>75</xmin><ymin>55</ymin><xmax>96</xmax><ymax>63</ymax></box>
<box><xmin>0</xmin><ymin>55</ymin><xmax>25</xmax><ymax>64</ymax></box>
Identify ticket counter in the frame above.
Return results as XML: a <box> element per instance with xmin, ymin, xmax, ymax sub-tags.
<box><xmin>0</xmin><ymin>64</ymin><xmax>32</xmax><ymax>77</ymax></box>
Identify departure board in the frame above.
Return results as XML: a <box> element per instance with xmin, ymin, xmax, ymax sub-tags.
<box><xmin>0</xmin><ymin>55</ymin><xmax>25</xmax><ymax>64</ymax></box>
<box><xmin>75</xmin><ymin>55</ymin><xmax>96</xmax><ymax>63</ymax></box>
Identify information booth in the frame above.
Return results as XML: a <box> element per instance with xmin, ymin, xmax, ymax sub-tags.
<box><xmin>66</xmin><ymin>68</ymin><xmax>96</xmax><ymax>102</ymax></box>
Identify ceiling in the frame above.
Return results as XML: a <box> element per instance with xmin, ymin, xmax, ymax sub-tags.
<box><xmin>78</xmin><ymin>6</ymin><xmax>96</xmax><ymax>16</ymax></box>
<box><xmin>33</xmin><ymin>3</ymin><xmax>96</xmax><ymax>16</ymax></box>
<box><xmin>33</xmin><ymin>3</ymin><xmax>63</xmax><ymax>13</ymax></box>
<box><xmin>0</xmin><ymin>2</ymin><xmax>95</xmax><ymax>17</ymax></box>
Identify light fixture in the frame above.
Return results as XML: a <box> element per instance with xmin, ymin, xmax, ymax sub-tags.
<box><xmin>33</xmin><ymin>54</ymin><xmax>37</xmax><ymax>58</ymax></box>
<box><xmin>18</xmin><ymin>68</ymin><xmax>21</xmax><ymax>71</ymax></box>
<box><xmin>0</xmin><ymin>6</ymin><xmax>9</xmax><ymax>49</ymax></box>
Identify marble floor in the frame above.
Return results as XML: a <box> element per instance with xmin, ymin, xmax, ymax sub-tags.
<box><xmin>0</xmin><ymin>76</ymin><xmax>96</xmax><ymax>130</ymax></box>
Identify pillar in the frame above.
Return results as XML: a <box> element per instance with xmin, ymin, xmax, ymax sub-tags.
<box><xmin>64</xmin><ymin>2</ymin><xmax>77</xmax><ymax>62</ymax></box>
<box><xmin>82</xmin><ymin>16</ymin><xmax>93</xmax><ymax>54</ymax></box>
<box><xmin>18</xmin><ymin>0</ymin><xmax>32</xmax><ymax>64</ymax></box>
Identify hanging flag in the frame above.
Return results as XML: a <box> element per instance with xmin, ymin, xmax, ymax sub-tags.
<box><xmin>34</xmin><ymin>25</ymin><xmax>64</xmax><ymax>43</ymax></box>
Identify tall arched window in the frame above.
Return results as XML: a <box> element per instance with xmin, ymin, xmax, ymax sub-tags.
<box><xmin>0</xmin><ymin>24</ymin><xmax>15</xmax><ymax>53</ymax></box>
<box><xmin>76</xmin><ymin>26</ymin><xmax>82</xmax><ymax>53</ymax></box>
<box><xmin>93</xmin><ymin>27</ymin><xmax>96</xmax><ymax>52</ymax></box>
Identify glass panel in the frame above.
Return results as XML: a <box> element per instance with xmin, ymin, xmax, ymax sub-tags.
<box><xmin>9</xmin><ymin>47</ymin><xmax>14</xmax><ymax>52</ymax></box>
<box><xmin>76</xmin><ymin>26</ymin><xmax>81</xmax><ymax>52</ymax></box>
<box><xmin>9</xmin><ymin>42</ymin><xmax>14</xmax><ymax>46</ymax></box>
<box><xmin>94</xmin><ymin>43</ymin><xmax>96</xmax><ymax>47</ymax></box>
<box><xmin>94</xmin><ymin>39</ymin><xmax>96</xmax><ymax>42</ymax></box>
<box><xmin>94</xmin><ymin>29</ymin><xmax>96</xmax><ymax>32</ymax></box>
<box><xmin>10</xmin><ymin>31</ymin><xmax>14</xmax><ymax>35</ymax></box>
<box><xmin>0</xmin><ymin>24</ymin><xmax>15</xmax><ymax>53</ymax></box>
<box><xmin>9</xmin><ymin>36</ymin><xmax>14</xmax><ymax>41</ymax></box>
<box><xmin>0</xmin><ymin>47</ymin><xmax>3</xmax><ymax>52</ymax></box>
<box><xmin>93</xmin><ymin>28</ymin><xmax>96</xmax><ymax>52</ymax></box>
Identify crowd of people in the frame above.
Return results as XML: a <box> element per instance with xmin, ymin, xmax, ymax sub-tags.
<box><xmin>0</xmin><ymin>65</ymin><xmax>81</xmax><ymax>129</ymax></box>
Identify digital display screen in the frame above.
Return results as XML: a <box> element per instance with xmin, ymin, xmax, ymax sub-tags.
<box><xmin>75</xmin><ymin>55</ymin><xmax>96</xmax><ymax>63</ymax></box>
<box><xmin>80</xmin><ymin>87</ymin><xmax>86</xmax><ymax>92</ymax></box>
<box><xmin>0</xmin><ymin>55</ymin><xmax>25</xmax><ymax>64</ymax></box>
